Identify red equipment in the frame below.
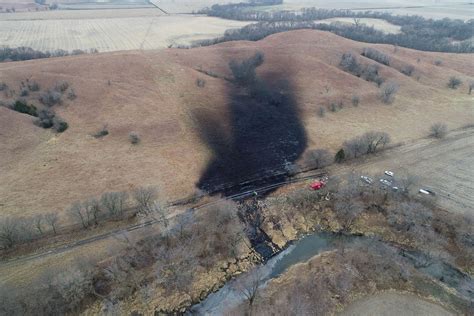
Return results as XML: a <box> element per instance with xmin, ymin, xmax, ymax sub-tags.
<box><xmin>310</xmin><ymin>180</ymin><xmax>325</xmax><ymax>190</ymax></box>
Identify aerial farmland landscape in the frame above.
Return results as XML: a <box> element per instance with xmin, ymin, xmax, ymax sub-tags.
<box><xmin>0</xmin><ymin>0</ymin><xmax>473</xmax><ymax>315</ymax></box>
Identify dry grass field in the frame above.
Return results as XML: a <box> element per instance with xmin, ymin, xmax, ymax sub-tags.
<box><xmin>0</xmin><ymin>12</ymin><xmax>250</xmax><ymax>51</ymax></box>
<box><xmin>341</xmin><ymin>292</ymin><xmax>454</xmax><ymax>316</ymax></box>
<box><xmin>0</xmin><ymin>29</ymin><xmax>472</xmax><ymax>224</ymax></box>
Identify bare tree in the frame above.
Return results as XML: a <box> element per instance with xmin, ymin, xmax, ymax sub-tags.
<box><xmin>149</xmin><ymin>201</ymin><xmax>169</xmax><ymax>227</ymax></box>
<box><xmin>380</xmin><ymin>82</ymin><xmax>399</xmax><ymax>104</ymax></box>
<box><xmin>353</xmin><ymin>17</ymin><xmax>361</xmax><ymax>27</ymax></box>
<box><xmin>317</xmin><ymin>106</ymin><xmax>326</xmax><ymax>117</ymax></box>
<box><xmin>69</xmin><ymin>202</ymin><xmax>90</xmax><ymax>229</ymax></box>
<box><xmin>342</xmin><ymin>131</ymin><xmax>391</xmax><ymax>159</ymax></box>
<box><xmin>333</xmin><ymin>175</ymin><xmax>365</xmax><ymax>232</ymax></box>
<box><xmin>397</xmin><ymin>171</ymin><xmax>419</xmax><ymax>195</ymax></box>
<box><xmin>133</xmin><ymin>186</ymin><xmax>158</xmax><ymax>214</ymax></box>
<box><xmin>84</xmin><ymin>198</ymin><xmax>101</xmax><ymax>225</ymax></box>
<box><xmin>430</xmin><ymin>122</ymin><xmax>448</xmax><ymax>138</ymax></box>
<box><xmin>52</xmin><ymin>267</ymin><xmax>93</xmax><ymax>312</ymax></box>
<box><xmin>44</xmin><ymin>212</ymin><xmax>59</xmax><ymax>234</ymax></box>
<box><xmin>101</xmin><ymin>191</ymin><xmax>128</xmax><ymax>218</ymax></box>
<box><xmin>33</xmin><ymin>214</ymin><xmax>44</xmax><ymax>235</ymax></box>
<box><xmin>340</xmin><ymin>52</ymin><xmax>360</xmax><ymax>74</ymax></box>
<box><xmin>0</xmin><ymin>217</ymin><xmax>19</xmax><ymax>248</ymax></box>
<box><xmin>39</xmin><ymin>89</ymin><xmax>62</xmax><ymax>107</ymax></box>
<box><xmin>351</xmin><ymin>95</ymin><xmax>360</xmax><ymax>107</ymax></box>
<box><xmin>304</xmin><ymin>148</ymin><xmax>333</xmax><ymax>169</ymax></box>
<box><xmin>362</xmin><ymin>131</ymin><xmax>391</xmax><ymax>153</ymax></box>
<box><xmin>386</xmin><ymin>201</ymin><xmax>433</xmax><ymax>241</ymax></box>
<box><xmin>235</xmin><ymin>267</ymin><xmax>266</xmax><ymax>307</ymax></box>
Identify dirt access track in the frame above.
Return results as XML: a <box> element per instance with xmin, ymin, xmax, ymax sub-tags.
<box><xmin>331</xmin><ymin>127</ymin><xmax>474</xmax><ymax>216</ymax></box>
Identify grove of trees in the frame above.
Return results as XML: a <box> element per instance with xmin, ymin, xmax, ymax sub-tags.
<box><xmin>196</xmin><ymin>5</ymin><xmax>473</xmax><ymax>53</ymax></box>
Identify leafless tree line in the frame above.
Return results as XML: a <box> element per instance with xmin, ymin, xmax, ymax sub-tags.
<box><xmin>340</xmin><ymin>52</ymin><xmax>386</xmax><ymax>87</ymax></box>
<box><xmin>0</xmin><ymin>186</ymin><xmax>158</xmax><ymax>249</ymax></box>
<box><xmin>337</xmin><ymin>131</ymin><xmax>391</xmax><ymax>161</ymax></box>
<box><xmin>1</xmin><ymin>200</ymin><xmax>249</xmax><ymax>314</ymax></box>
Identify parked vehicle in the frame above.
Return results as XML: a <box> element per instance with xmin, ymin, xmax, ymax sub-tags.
<box><xmin>380</xmin><ymin>179</ymin><xmax>392</xmax><ymax>186</ymax></box>
<box><xmin>361</xmin><ymin>175</ymin><xmax>374</xmax><ymax>184</ymax></box>
<box><xmin>419</xmin><ymin>188</ymin><xmax>435</xmax><ymax>195</ymax></box>
<box><xmin>384</xmin><ymin>170</ymin><xmax>394</xmax><ymax>177</ymax></box>
<box><xmin>310</xmin><ymin>180</ymin><xmax>326</xmax><ymax>190</ymax></box>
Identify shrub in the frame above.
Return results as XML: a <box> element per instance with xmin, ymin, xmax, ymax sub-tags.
<box><xmin>469</xmin><ymin>82</ymin><xmax>474</xmax><ymax>95</ymax></box>
<box><xmin>361</xmin><ymin>64</ymin><xmax>381</xmax><ymax>83</ymax></box>
<box><xmin>340</xmin><ymin>52</ymin><xmax>359</xmax><ymax>73</ymax></box>
<box><xmin>39</xmin><ymin>89</ymin><xmax>62</xmax><ymax>106</ymax></box>
<box><xmin>27</xmin><ymin>80</ymin><xmax>40</xmax><ymax>91</ymax></box>
<box><xmin>12</xmin><ymin>99</ymin><xmax>37</xmax><ymax>116</ymax></box>
<box><xmin>196</xmin><ymin>78</ymin><xmax>206</xmax><ymax>88</ymax></box>
<box><xmin>93</xmin><ymin>125</ymin><xmax>108</xmax><ymax>138</ymax></box>
<box><xmin>55</xmin><ymin>81</ymin><xmax>69</xmax><ymax>93</ymax></box>
<box><xmin>447</xmin><ymin>76</ymin><xmax>462</xmax><ymax>89</ymax></box>
<box><xmin>20</xmin><ymin>88</ymin><xmax>29</xmax><ymax>96</ymax></box>
<box><xmin>430</xmin><ymin>122</ymin><xmax>447</xmax><ymax>139</ymax></box>
<box><xmin>52</xmin><ymin>116</ymin><xmax>68</xmax><ymax>133</ymax></box>
<box><xmin>401</xmin><ymin>65</ymin><xmax>415</xmax><ymax>76</ymax></box>
<box><xmin>67</xmin><ymin>89</ymin><xmax>76</xmax><ymax>100</ymax></box>
<box><xmin>34</xmin><ymin>109</ymin><xmax>55</xmax><ymax>128</ymax></box>
<box><xmin>362</xmin><ymin>48</ymin><xmax>390</xmax><ymax>66</ymax></box>
<box><xmin>335</xmin><ymin>149</ymin><xmax>345</xmax><ymax>163</ymax></box>
<box><xmin>317</xmin><ymin>106</ymin><xmax>326</xmax><ymax>117</ymax></box>
<box><xmin>304</xmin><ymin>149</ymin><xmax>333</xmax><ymax>169</ymax></box>
<box><xmin>351</xmin><ymin>95</ymin><xmax>360</xmax><ymax>106</ymax></box>
<box><xmin>128</xmin><ymin>132</ymin><xmax>140</xmax><ymax>144</ymax></box>
<box><xmin>329</xmin><ymin>102</ymin><xmax>338</xmax><ymax>112</ymax></box>
<box><xmin>0</xmin><ymin>82</ymin><xmax>7</xmax><ymax>91</ymax></box>
<box><xmin>380</xmin><ymin>82</ymin><xmax>399</xmax><ymax>104</ymax></box>
<box><xmin>434</xmin><ymin>59</ymin><xmax>443</xmax><ymax>66</ymax></box>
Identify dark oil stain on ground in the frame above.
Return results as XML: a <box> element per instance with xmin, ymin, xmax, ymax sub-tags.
<box><xmin>195</xmin><ymin>54</ymin><xmax>307</xmax><ymax>196</ymax></box>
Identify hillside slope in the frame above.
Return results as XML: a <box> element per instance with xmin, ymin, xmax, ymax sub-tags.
<box><xmin>0</xmin><ymin>30</ymin><xmax>472</xmax><ymax>221</ymax></box>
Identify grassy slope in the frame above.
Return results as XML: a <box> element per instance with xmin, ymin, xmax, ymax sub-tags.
<box><xmin>0</xmin><ymin>29</ymin><xmax>472</xmax><ymax>222</ymax></box>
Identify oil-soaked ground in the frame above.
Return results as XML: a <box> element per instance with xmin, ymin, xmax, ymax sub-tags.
<box><xmin>195</xmin><ymin>54</ymin><xmax>307</xmax><ymax>195</ymax></box>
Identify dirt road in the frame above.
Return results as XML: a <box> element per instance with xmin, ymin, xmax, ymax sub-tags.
<box><xmin>340</xmin><ymin>292</ymin><xmax>454</xmax><ymax>316</ymax></box>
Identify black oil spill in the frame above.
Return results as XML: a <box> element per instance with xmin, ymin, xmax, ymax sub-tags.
<box><xmin>195</xmin><ymin>53</ymin><xmax>307</xmax><ymax>196</ymax></box>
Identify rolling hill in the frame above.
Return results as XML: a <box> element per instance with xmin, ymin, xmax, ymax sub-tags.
<box><xmin>0</xmin><ymin>29</ymin><xmax>472</xmax><ymax>223</ymax></box>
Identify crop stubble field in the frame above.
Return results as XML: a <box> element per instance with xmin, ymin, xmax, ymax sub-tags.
<box><xmin>0</xmin><ymin>10</ymin><xmax>250</xmax><ymax>52</ymax></box>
